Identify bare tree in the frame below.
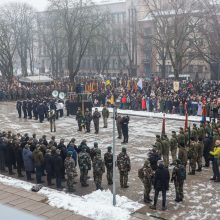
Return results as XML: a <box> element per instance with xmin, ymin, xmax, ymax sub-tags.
<box><xmin>0</xmin><ymin>12</ymin><xmax>16</xmax><ymax>83</ymax></box>
<box><xmin>37</xmin><ymin>11</ymin><xmax>66</xmax><ymax>78</ymax></box>
<box><xmin>89</xmin><ymin>15</ymin><xmax>115</xmax><ymax>75</ymax></box>
<box><xmin>194</xmin><ymin>0</ymin><xmax>220</xmax><ymax>79</ymax></box>
<box><xmin>4</xmin><ymin>3</ymin><xmax>35</xmax><ymax>76</ymax></box>
<box><xmin>48</xmin><ymin>0</ymin><xmax>105</xmax><ymax>82</ymax></box>
<box><xmin>144</xmin><ymin>0</ymin><xmax>201</xmax><ymax>79</ymax></box>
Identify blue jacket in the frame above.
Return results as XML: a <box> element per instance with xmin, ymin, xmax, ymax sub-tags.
<box><xmin>22</xmin><ymin>148</ymin><xmax>34</xmax><ymax>172</ymax></box>
<box><xmin>67</xmin><ymin>145</ymin><xmax>77</xmax><ymax>164</ymax></box>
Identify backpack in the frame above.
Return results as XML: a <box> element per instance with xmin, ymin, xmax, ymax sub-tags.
<box><xmin>177</xmin><ymin>165</ymin><xmax>186</xmax><ymax>181</ymax></box>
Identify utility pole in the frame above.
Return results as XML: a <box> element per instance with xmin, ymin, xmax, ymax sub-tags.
<box><xmin>112</xmin><ymin>106</ymin><xmax>117</xmax><ymax>206</ymax></box>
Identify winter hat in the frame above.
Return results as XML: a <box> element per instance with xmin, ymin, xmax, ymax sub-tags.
<box><xmin>67</xmin><ymin>151</ymin><xmax>73</xmax><ymax>157</ymax></box>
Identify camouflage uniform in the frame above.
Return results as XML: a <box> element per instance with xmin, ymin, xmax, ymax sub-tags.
<box><xmin>90</xmin><ymin>143</ymin><xmax>99</xmax><ymax>162</ymax></box>
<box><xmin>188</xmin><ymin>141</ymin><xmax>198</xmax><ymax>175</ymax></box>
<box><xmin>178</xmin><ymin>130</ymin><xmax>187</xmax><ymax>166</ymax></box>
<box><xmin>64</xmin><ymin>156</ymin><xmax>76</xmax><ymax>192</ymax></box>
<box><xmin>191</xmin><ymin>126</ymin><xmax>198</xmax><ymax>141</ymax></box>
<box><xmin>197</xmin><ymin>125</ymin><xmax>205</xmax><ymax>140</ymax></box>
<box><xmin>76</xmin><ymin>109</ymin><xmax>84</xmax><ymax>131</ymax></box>
<box><xmin>161</xmin><ymin>135</ymin><xmax>170</xmax><ymax>167</ymax></box>
<box><xmin>78</xmin><ymin>148</ymin><xmax>91</xmax><ymax>186</ymax></box>
<box><xmin>154</xmin><ymin>136</ymin><xmax>162</xmax><ymax>156</ymax></box>
<box><xmin>171</xmin><ymin>160</ymin><xmax>186</xmax><ymax>202</ymax></box>
<box><xmin>104</xmin><ymin>148</ymin><xmax>113</xmax><ymax>185</ymax></box>
<box><xmin>102</xmin><ymin>107</ymin><xmax>109</xmax><ymax>128</ymax></box>
<box><xmin>196</xmin><ymin>140</ymin><xmax>204</xmax><ymax>171</ymax></box>
<box><xmin>117</xmin><ymin>149</ymin><xmax>131</xmax><ymax>188</ymax></box>
<box><xmin>138</xmin><ymin>160</ymin><xmax>153</xmax><ymax>203</ymax></box>
<box><xmin>84</xmin><ymin>110</ymin><xmax>92</xmax><ymax>133</ymax></box>
<box><xmin>93</xmin><ymin>152</ymin><xmax>105</xmax><ymax>190</ymax></box>
<box><xmin>170</xmin><ymin>132</ymin><xmax>178</xmax><ymax>163</ymax></box>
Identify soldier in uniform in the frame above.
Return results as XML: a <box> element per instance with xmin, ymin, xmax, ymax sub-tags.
<box><xmin>116</xmin><ymin>114</ymin><xmax>122</xmax><ymax>139</ymax></box>
<box><xmin>188</xmin><ymin>137</ymin><xmax>198</xmax><ymax>175</ymax></box>
<box><xmin>78</xmin><ymin>146</ymin><xmax>91</xmax><ymax>187</ymax></box>
<box><xmin>22</xmin><ymin>100</ymin><xmax>27</xmax><ymax>119</ymax></box>
<box><xmin>191</xmin><ymin>124</ymin><xmax>198</xmax><ymax>141</ymax></box>
<box><xmin>104</xmin><ymin>146</ymin><xmax>113</xmax><ymax>185</ymax></box>
<box><xmin>170</xmin><ymin>131</ymin><xmax>178</xmax><ymax>165</ymax></box>
<box><xmin>161</xmin><ymin>134</ymin><xmax>170</xmax><ymax>167</ymax></box>
<box><xmin>197</xmin><ymin>123</ymin><xmax>205</xmax><ymax>140</ymax></box>
<box><xmin>178</xmin><ymin>127</ymin><xmax>187</xmax><ymax>167</ymax></box>
<box><xmin>196</xmin><ymin>137</ymin><xmax>204</xmax><ymax>172</ymax></box>
<box><xmin>121</xmin><ymin>115</ymin><xmax>129</xmax><ymax>144</ymax></box>
<box><xmin>117</xmin><ymin>147</ymin><xmax>131</xmax><ymax>188</ymax></box>
<box><xmin>84</xmin><ymin>108</ymin><xmax>92</xmax><ymax>133</ymax></box>
<box><xmin>138</xmin><ymin>160</ymin><xmax>153</xmax><ymax>203</ymax></box>
<box><xmin>102</xmin><ymin>106</ymin><xmax>109</xmax><ymax>128</ymax></box>
<box><xmin>64</xmin><ymin>151</ymin><xmax>76</xmax><ymax>192</ymax></box>
<box><xmin>154</xmin><ymin>135</ymin><xmax>162</xmax><ymax>156</ymax></box>
<box><xmin>27</xmin><ymin>100</ymin><xmax>33</xmax><ymax>119</ymax></box>
<box><xmin>93</xmin><ymin>149</ymin><xmax>105</xmax><ymax>190</ymax></box>
<box><xmin>16</xmin><ymin>100</ymin><xmax>22</xmax><ymax>118</ymax></box>
<box><xmin>171</xmin><ymin>159</ymin><xmax>186</xmax><ymax>202</ymax></box>
<box><xmin>48</xmin><ymin>109</ymin><xmax>56</xmax><ymax>132</ymax></box>
<box><xmin>90</xmin><ymin>142</ymin><xmax>99</xmax><ymax>162</ymax></box>
<box><xmin>93</xmin><ymin>108</ymin><xmax>101</xmax><ymax>134</ymax></box>
<box><xmin>76</xmin><ymin>107</ymin><xmax>84</xmax><ymax>131</ymax></box>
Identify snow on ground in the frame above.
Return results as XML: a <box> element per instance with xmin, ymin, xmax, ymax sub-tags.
<box><xmin>93</xmin><ymin>107</ymin><xmax>208</xmax><ymax>122</ymax></box>
<box><xmin>0</xmin><ymin>174</ymin><xmax>143</xmax><ymax>220</ymax></box>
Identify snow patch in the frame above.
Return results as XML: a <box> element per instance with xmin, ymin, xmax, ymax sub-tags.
<box><xmin>0</xmin><ymin>174</ymin><xmax>143</xmax><ymax>220</ymax></box>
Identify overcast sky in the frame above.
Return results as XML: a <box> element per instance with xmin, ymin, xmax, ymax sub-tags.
<box><xmin>0</xmin><ymin>0</ymin><xmax>49</xmax><ymax>11</ymax></box>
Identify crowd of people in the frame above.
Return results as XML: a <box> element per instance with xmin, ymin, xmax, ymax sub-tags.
<box><xmin>1</xmin><ymin>78</ymin><xmax>220</xmax><ymax>118</ymax></box>
<box><xmin>0</xmin><ymin>118</ymin><xmax>220</xmax><ymax>210</ymax></box>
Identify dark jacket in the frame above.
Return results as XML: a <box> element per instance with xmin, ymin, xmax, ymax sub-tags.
<box><xmin>44</xmin><ymin>153</ymin><xmax>53</xmax><ymax>174</ymax></box>
<box><xmin>153</xmin><ymin>164</ymin><xmax>170</xmax><ymax>191</ymax></box>
<box><xmin>52</xmin><ymin>154</ymin><xmax>63</xmax><ymax>176</ymax></box>
<box><xmin>22</xmin><ymin>147</ymin><xmax>34</xmax><ymax>172</ymax></box>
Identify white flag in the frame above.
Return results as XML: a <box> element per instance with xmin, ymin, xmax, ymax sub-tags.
<box><xmin>137</xmin><ymin>79</ymin><xmax>143</xmax><ymax>90</ymax></box>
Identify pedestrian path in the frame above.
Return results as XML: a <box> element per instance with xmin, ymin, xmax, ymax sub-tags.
<box><xmin>0</xmin><ymin>183</ymin><xmax>90</xmax><ymax>220</ymax></box>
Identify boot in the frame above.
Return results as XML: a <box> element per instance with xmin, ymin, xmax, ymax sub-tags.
<box><xmin>149</xmin><ymin>205</ymin><xmax>156</xmax><ymax>210</ymax></box>
<box><xmin>214</xmin><ymin>179</ymin><xmax>220</xmax><ymax>182</ymax></box>
<box><xmin>188</xmin><ymin>170</ymin><xmax>195</xmax><ymax>175</ymax></box>
<box><xmin>196</xmin><ymin>167</ymin><xmax>202</xmax><ymax>172</ymax></box>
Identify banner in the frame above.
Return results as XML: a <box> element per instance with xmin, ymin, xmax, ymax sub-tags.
<box><xmin>137</xmin><ymin>79</ymin><xmax>143</xmax><ymax>90</ymax></box>
<box><xmin>173</xmin><ymin>81</ymin><xmax>180</xmax><ymax>92</ymax></box>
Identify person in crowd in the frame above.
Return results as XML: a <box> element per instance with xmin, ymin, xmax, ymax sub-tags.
<box><xmin>93</xmin><ymin>108</ymin><xmax>101</xmax><ymax>134</ymax></box>
<box><xmin>117</xmin><ymin>147</ymin><xmax>131</xmax><ymax>188</ymax></box>
<box><xmin>150</xmin><ymin>160</ymin><xmax>170</xmax><ymax>211</ymax></box>
<box><xmin>210</xmin><ymin>140</ymin><xmax>220</xmax><ymax>182</ymax></box>
<box><xmin>102</xmin><ymin>106</ymin><xmax>109</xmax><ymax>128</ymax></box>
<box><xmin>104</xmin><ymin>146</ymin><xmax>113</xmax><ymax>185</ymax></box>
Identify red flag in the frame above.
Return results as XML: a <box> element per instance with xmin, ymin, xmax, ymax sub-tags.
<box><xmin>161</xmin><ymin>113</ymin><xmax>166</xmax><ymax>135</ymax></box>
<box><xmin>184</xmin><ymin>102</ymin><xmax>188</xmax><ymax>132</ymax></box>
<box><xmin>202</xmin><ymin>104</ymin><xmax>207</xmax><ymax>124</ymax></box>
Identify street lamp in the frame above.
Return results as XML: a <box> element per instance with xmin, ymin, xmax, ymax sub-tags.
<box><xmin>112</xmin><ymin>101</ymin><xmax>120</xmax><ymax>206</ymax></box>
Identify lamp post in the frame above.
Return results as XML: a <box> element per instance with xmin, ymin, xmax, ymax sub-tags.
<box><xmin>112</xmin><ymin>106</ymin><xmax>117</xmax><ymax>206</ymax></box>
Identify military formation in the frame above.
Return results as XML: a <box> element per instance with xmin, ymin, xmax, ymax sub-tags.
<box><xmin>16</xmin><ymin>98</ymin><xmax>64</xmax><ymax>123</ymax></box>
<box><xmin>1</xmin><ymin>115</ymin><xmax>220</xmax><ymax>211</ymax></box>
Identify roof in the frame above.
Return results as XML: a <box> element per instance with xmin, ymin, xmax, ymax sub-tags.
<box><xmin>92</xmin><ymin>0</ymin><xmax>126</xmax><ymax>5</ymax></box>
<box><xmin>19</xmin><ymin>75</ymin><xmax>53</xmax><ymax>83</ymax></box>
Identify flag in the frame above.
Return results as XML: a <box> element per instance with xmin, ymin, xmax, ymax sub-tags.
<box><xmin>184</xmin><ymin>102</ymin><xmax>188</xmax><ymax>132</ymax></box>
<box><xmin>137</xmin><ymin>79</ymin><xmax>143</xmax><ymax>90</ymax></box>
<box><xmin>161</xmin><ymin>113</ymin><xmax>166</xmax><ymax>136</ymax></box>
<box><xmin>106</xmin><ymin>80</ymin><xmax>111</xmax><ymax>86</ymax></box>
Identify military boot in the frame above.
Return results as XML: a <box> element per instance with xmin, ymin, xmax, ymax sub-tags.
<box><xmin>196</xmin><ymin>167</ymin><xmax>202</xmax><ymax>172</ymax></box>
<box><xmin>188</xmin><ymin>170</ymin><xmax>195</xmax><ymax>175</ymax></box>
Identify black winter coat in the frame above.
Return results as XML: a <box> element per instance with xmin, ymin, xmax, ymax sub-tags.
<box><xmin>5</xmin><ymin>143</ymin><xmax>15</xmax><ymax>165</ymax></box>
<box><xmin>153</xmin><ymin>165</ymin><xmax>170</xmax><ymax>191</ymax></box>
<box><xmin>44</xmin><ymin>153</ymin><xmax>53</xmax><ymax>174</ymax></box>
<box><xmin>52</xmin><ymin>154</ymin><xmax>63</xmax><ymax>176</ymax></box>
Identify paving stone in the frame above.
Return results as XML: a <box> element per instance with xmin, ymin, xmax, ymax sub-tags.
<box><xmin>24</xmin><ymin>202</ymin><xmax>46</xmax><ymax>211</ymax></box>
<box><xmin>3</xmin><ymin>187</ymin><xmax>22</xmax><ymax>193</ymax></box>
<box><xmin>64</xmin><ymin>214</ymin><xmax>90</xmax><ymax>220</ymax></box>
<box><xmin>27</xmin><ymin>194</ymin><xmax>46</xmax><ymax>202</ymax></box>
<box><xmin>14</xmin><ymin>190</ymin><xmax>36</xmax><ymax>198</ymax></box>
<box><xmin>0</xmin><ymin>192</ymin><xmax>13</xmax><ymax>200</ymax></box>
<box><xmin>8</xmin><ymin>197</ymin><xmax>28</xmax><ymax>206</ymax></box>
<box><xmin>15</xmin><ymin>199</ymin><xmax>37</xmax><ymax>209</ymax></box>
<box><xmin>48</xmin><ymin>210</ymin><xmax>73</xmax><ymax>220</ymax></box>
<box><xmin>42</xmin><ymin>207</ymin><xmax>65</xmax><ymax>218</ymax></box>
<box><xmin>0</xmin><ymin>184</ymin><xmax>9</xmax><ymax>190</ymax></box>
<box><xmin>32</xmin><ymin>204</ymin><xmax>55</xmax><ymax>215</ymax></box>
<box><xmin>0</xmin><ymin>195</ymin><xmax>20</xmax><ymax>204</ymax></box>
